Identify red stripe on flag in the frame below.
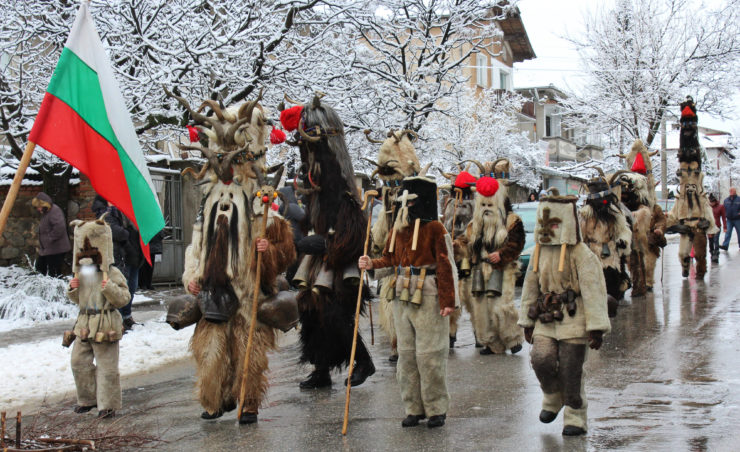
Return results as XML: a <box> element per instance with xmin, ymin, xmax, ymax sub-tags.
<box><xmin>139</xmin><ymin>235</ymin><xmax>152</xmax><ymax>266</ymax></box>
<box><xmin>29</xmin><ymin>93</ymin><xmax>137</xmax><ymax>226</ymax></box>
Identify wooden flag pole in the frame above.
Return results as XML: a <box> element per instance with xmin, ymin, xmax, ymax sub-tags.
<box><xmin>342</xmin><ymin>190</ymin><xmax>378</xmax><ymax>435</ymax></box>
<box><xmin>237</xmin><ymin>193</ymin><xmax>272</xmax><ymax>421</ymax></box>
<box><xmin>0</xmin><ymin>141</ymin><xmax>36</xmax><ymax>237</ymax></box>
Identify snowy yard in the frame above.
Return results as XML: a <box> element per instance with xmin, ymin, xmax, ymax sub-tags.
<box><xmin>0</xmin><ymin>266</ymin><xmax>193</xmax><ymax>410</ymax></box>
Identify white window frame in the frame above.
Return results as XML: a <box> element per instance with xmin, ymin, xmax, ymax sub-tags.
<box><xmin>476</xmin><ymin>53</ymin><xmax>488</xmax><ymax>87</ymax></box>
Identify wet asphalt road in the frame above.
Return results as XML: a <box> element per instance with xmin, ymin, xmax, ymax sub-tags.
<box><xmin>44</xmin><ymin>240</ymin><xmax>740</xmax><ymax>451</ymax></box>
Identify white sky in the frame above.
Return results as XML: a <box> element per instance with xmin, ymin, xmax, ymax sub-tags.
<box><xmin>512</xmin><ymin>0</ymin><xmax>740</xmax><ymax>136</ymax></box>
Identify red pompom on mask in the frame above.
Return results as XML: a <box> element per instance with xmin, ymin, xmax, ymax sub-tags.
<box><xmin>475</xmin><ymin>176</ymin><xmax>499</xmax><ymax>197</ymax></box>
<box><xmin>280</xmin><ymin>106</ymin><xmax>303</xmax><ymax>132</ymax></box>
<box><xmin>270</xmin><ymin>127</ymin><xmax>286</xmax><ymax>145</ymax></box>
<box><xmin>186</xmin><ymin>125</ymin><xmax>199</xmax><ymax>142</ymax></box>
<box><xmin>631</xmin><ymin>153</ymin><xmax>647</xmax><ymax>174</ymax></box>
<box><xmin>454</xmin><ymin>171</ymin><xmax>477</xmax><ymax>189</ymax></box>
<box><xmin>681</xmin><ymin>105</ymin><xmax>696</xmax><ymax>118</ymax></box>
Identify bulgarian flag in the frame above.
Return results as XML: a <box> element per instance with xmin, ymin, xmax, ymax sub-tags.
<box><xmin>28</xmin><ymin>2</ymin><xmax>164</xmax><ymax>254</ymax></box>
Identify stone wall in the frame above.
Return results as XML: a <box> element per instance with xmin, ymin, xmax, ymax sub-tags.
<box><xmin>0</xmin><ymin>175</ymin><xmax>97</xmax><ymax>268</ymax></box>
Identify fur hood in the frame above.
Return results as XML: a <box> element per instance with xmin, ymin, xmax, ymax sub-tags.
<box><xmin>70</xmin><ymin>216</ymin><xmax>115</xmax><ymax>273</ymax></box>
<box><xmin>535</xmin><ymin>194</ymin><xmax>580</xmax><ymax>246</ymax></box>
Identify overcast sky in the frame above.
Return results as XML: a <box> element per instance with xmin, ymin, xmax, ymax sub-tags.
<box><xmin>512</xmin><ymin>0</ymin><xmax>740</xmax><ymax>135</ymax></box>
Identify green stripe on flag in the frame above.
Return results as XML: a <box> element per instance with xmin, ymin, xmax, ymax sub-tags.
<box><xmin>46</xmin><ymin>48</ymin><xmax>164</xmax><ymax>242</ymax></box>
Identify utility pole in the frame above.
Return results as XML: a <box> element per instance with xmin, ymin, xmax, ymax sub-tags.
<box><xmin>660</xmin><ymin>116</ymin><xmax>667</xmax><ymax>199</ymax></box>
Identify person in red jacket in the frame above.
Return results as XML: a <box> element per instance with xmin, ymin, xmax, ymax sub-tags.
<box><xmin>708</xmin><ymin>194</ymin><xmax>726</xmax><ymax>262</ymax></box>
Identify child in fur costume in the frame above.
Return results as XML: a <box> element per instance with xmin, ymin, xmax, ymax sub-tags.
<box><xmin>171</xmin><ymin>90</ymin><xmax>296</xmax><ymax>424</ymax></box>
<box><xmin>455</xmin><ymin>159</ymin><xmax>524</xmax><ymax>355</ymax></box>
<box><xmin>579</xmin><ymin>171</ymin><xmax>632</xmax><ymax>309</ymax></box>
<box><xmin>518</xmin><ymin>191</ymin><xmax>611</xmax><ymax>436</ymax></box>
<box><xmin>359</xmin><ymin>176</ymin><xmax>459</xmax><ymax>429</ymax></box>
<box><xmin>366</xmin><ymin>128</ymin><xmax>425</xmax><ymax>362</ymax></box>
<box><xmin>285</xmin><ymin>95</ymin><xmax>375</xmax><ymax>389</ymax></box>
<box><xmin>67</xmin><ymin>216</ymin><xmax>131</xmax><ymax>419</ymax></box>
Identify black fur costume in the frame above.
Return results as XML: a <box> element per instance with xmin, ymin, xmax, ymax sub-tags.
<box><xmin>290</xmin><ymin>96</ymin><xmax>374</xmax><ymax>387</ymax></box>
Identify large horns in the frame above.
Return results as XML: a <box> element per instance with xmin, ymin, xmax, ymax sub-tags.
<box><xmin>238</xmin><ymin>87</ymin><xmax>264</xmax><ymax>123</ymax></box>
<box><xmin>437</xmin><ymin>168</ymin><xmax>456</xmax><ymax>181</ymax></box>
<box><xmin>458</xmin><ymin>159</ymin><xmax>486</xmax><ymax>175</ymax></box>
<box><xmin>608</xmin><ymin>170</ymin><xmax>630</xmax><ymax>186</ymax></box>
<box><xmin>395</xmin><ymin>129</ymin><xmax>418</xmax><ymax>143</ymax></box>
<box><xmin>364</xmin><ymin>129</ymin><xmax>385</xmax><ymax>144</ymax></box>
<box><xmin>298</xmin><ymin>118</ymin><xmax>321</xmax><ymax>142</ymax></box>
<box><xmin>164</xmin><ymin>86</ymin><xmax>225</xmax><ymax>143</ymax></box>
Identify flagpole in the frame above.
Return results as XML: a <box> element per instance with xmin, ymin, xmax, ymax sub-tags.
<box><xmin>0</xmin><ymin>141</ymin><xmax>37</xmax><ymax>237</ymax></box>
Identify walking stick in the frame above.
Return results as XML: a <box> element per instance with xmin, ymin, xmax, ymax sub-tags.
<box><xmin>237</xmin><ymin>190</ymin><xmax>273</xmax><ymax>421</ymax></box>
<box><xmin>0</xmin><ymin>141</ymin><xmax>36</xmax><ymax>237</ymax></box>
<box><xmin>450</xmin><ymin>188</ymin><xmax>463</xmax><ymax>240</ymax></box>
<box><xmin>342</xmin><ymin>189</ymin><xmax>378</xmax><ymax>435</ymax></box>
<box><xmin>367</xmin><ymin>272</ymin><xmax>374</xmax><ymax>345</ymax></box>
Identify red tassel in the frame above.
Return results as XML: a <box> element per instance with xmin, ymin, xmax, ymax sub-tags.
<box><xmin>631</xmin><ymin>152</ymin><xmax>647</xmax><ymax>174</ymax></box>
<box><xmin>187</xmin><ymin>125</ymin><xmax>199</xmax><ymax>142</ymax></box>
<box><xmin>602</xmin><ymin>199</ymin><xmax>608</xmax><ymax>205</ymax></box>
<box><xmin>454</xmin><ymin>171</ymin><xmax>477</xmax><ymax>188</ymax></box>
<box><xmin>681</xmin><ymin>105</ymin><xmax>696</xmax><ymax>118</ymax></box>
<box><xmin>476</xmin><ymin>177</ymin><xmax>499</xmax><ymax>197</ymax></box>
<box><xmin>270</xmin><ymin>127</ymin><xmax>287</xmax><ymax>145</ymax></box>
<box><xmin>280</xmin><ymin>106</ymin><xmax>303</xmax><ymax>132</ymax></box>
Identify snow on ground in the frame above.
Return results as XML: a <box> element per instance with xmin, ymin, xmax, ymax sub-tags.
<box><xmin>0</xmin><ymin>266</ymin><xmax>76</xmax><ymax>332</ymax></box>
<box><xmin>132</xmin><ymin>292</ymin><xmax>154</xmax><ymax>305</ymax></box>
<box><xmin>0</xmin><ymin>315</ymin><xmax>193</xmax><ymax>409</ymax></box>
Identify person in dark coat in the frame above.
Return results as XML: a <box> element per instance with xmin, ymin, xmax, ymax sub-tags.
<box><xmin>138</xmin><ymin>231</ymin><xmax>163</xmax><ymax>290</ymax></box>
<box><xmin>32</xmin><ymin>192</ymin><xmax>72</xmax><ymax>277</ymax></box>
<box><xmin>720</xmin><ymin>187</ymin><xmax>739</xmax><ymax>251</ymax></box>
<box><xmin>708</xmin><ymin>194</ymin><xmax>726</xmax><ymax>262</ymax></box>
<box><xmin>278</xmin><ymin>186</ymin><xmax>305</xmax><ymax>284</ymax></box>
<box><xmin>92</xmin><ymin>194</ymin><xmax>144</xmax><ymax>330</ymax></box>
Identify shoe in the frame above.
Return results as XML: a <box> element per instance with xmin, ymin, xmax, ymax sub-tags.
<box><xmin>719</xmin><ymin>245</ymin><xmax>728</xmax><ymax>251</ymax></box>
<box><xmin>222</xmin><ymin>399</ymin><xmax>236</xmax><ymax>413</ymax></box>
<box><xmin>475</xmin><ymin>341</ymin><xmax>483</xmax><ymax>348</ymax></box>
<box><xmin>73</xmin><ymin>404</ymin><xmax>96</xmax><ymax>414</ymax></box>
<box><xmin>238</xmin><ymin>412</ymin><xmax>258</xmax><ymax>425</ymax></box>
<box><xmin>646</xmin><ymin>286</ymin><xmax>653</xmax><ymax>293</ymax></box>
<box><xmin>122</xmin><ymin>317</ymin><xmax>136</xmax><ymax>332</ymax></box>
<box><xmin>510</xmin><ymin>344</ymin><xmax>522</xmax><ymax>354</ymax></box>
<box><xmin>682</xmin><ymin>268</ymin><xmax>689</xmax><ymax>278</ymax></box>
<box><xmin>401</xmin><ymin>414</ymin><xmax>425</xmax><ymax>427</ymax></box>
<box><xmin>97</xmin><ymin>409</ymin><xmax>115</xmax><ymax>419</ymax></box>
<box><xmin>562</xmin><ymin>425</ymin><xmax>586</xmax><ymax>436</ymax></box>
<box><xmin>299</xmin><ymin>369</ymin><xmax>331</xmax><ymax>389</ymax></box>
<box><xmin>427</xmin><ymin>414</ymin><xmax>446</xmax><ymax>428</ymax></box>
<box><xmin>389</xmin><ymin>354</ymin><xmax>399</xmax><ymax>363</ymax></box>
<box><xmin>479</xmin><ymin>347</ymin><xmax>495</xmax><ymax>355</ymax></box>
<box><xmin>201</xmin><ymin>408</ymin><xmax>224</xmax><ymax>419</ymax></box>
<box><xmin>449</xmin><ymin>335</ymin><xmax>457</xmax><ymax>348</ymax></box>
<box><xmin>344</xmin><ymin>361</ymin><xmax>376</xmax><ymax>387</ymax></box>
<box><xmin>539</xmin><ymin>410</ymin><xmax>557</xmax><ymax>423</ymax></box>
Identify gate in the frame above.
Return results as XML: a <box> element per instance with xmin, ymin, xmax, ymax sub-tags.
<box><xmin>150</xmin><ymin>168</ymin><xmax>185</xmax><ymax>283</ymax></box>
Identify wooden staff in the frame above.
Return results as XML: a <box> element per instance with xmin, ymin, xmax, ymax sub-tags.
<box><xmin>411</xmin><ymin>218</ymin><xmax>421</xmax><ymax>250</ymax></box>
<box><xmin>0</xmin><ymin>141</ymin><xmax>36</xmax><ymax>237</ymax></box>
<box><xmin>342</xmin><ymin>189</ymin><xmax>378</xmax><ymax>436</ymax></box>
<box><xmin>558</xmin><ymin>243</ymin><xmax>567</xmax><ymax>272</ymax></box>
<box><xmin>366</xmin><ymin>271</ymin><xmax>374</xmax><ymax>345</ymax></box>
<box><xmin>237</xmin><ymin>191</ymin><xmax>273</xmax><ymax>421</ymax></box>
<box><xmin>450</xmin><ymin>187</ymin><xmax>463</xmax><ymax>240</ymax></box>
<box><xmin>1</xmin><ymin>411</ymin><xmax>6</xmax><ymax>449</ymax></box>
<box><xmin>532</xmin><ymin>243</ymin><xmax>541</xmax><ymax>273</ymax></box>
<box><xmin>15</xmin><ymin>412</ymin><xmax>20</xmax><ymax>449</ymax></box>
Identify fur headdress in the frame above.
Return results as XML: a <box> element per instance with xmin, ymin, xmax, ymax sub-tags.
<box><xmin>70</xmin><ymin>216</ymin><xmax>115</xmax><ymax>272</ymax></box>
<box><xmin>402</xmin><ymin>176</ymin><xmax>438</xmax><ymax>222</ymax></box>
<box><xmin>678</xmin><ymin>95</ymin><xmax>701</xmax><ymax>166</ymax></box>
<box><xmin>364</xmin><ymin>129</ymin><xmax>423</xmax><ymax>182</ymax></box>
<box><xmin>535</xmin><ymin>190</ymin><xmax>580</xmax><ymax>246</ymax></box>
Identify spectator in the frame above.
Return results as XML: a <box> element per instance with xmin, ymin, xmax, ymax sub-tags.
<box><xmin>32</xmin><ymin>192</ymin><xmax>71</xmax><ymax>277</ymax></box>
<box><xmin>708</xmin><ymin>194</ymin><xmax>726</xmax><ymax>262</ymax></box>
<box><xmin>720</xmin><ymin>187</ymin><xmax>739</xmax><ymax>251</ymax></box>
<box><xmin>278</xmin><ymin>186</ymin><xmax>305</xmax><ymax>284</ymax></box>
<box><xmin>528</xmin><ymin>193</ymin><xmax>537</xmax><ymax>202</ymax></box>
<box><xmin>92</xmin><ymin>195</ymin><xmax>144</xmax><ymax>330</ymax></box>
<box><xmin>138</xmin><ymin>231</ymin><xmax>163</xmax><ymax>290</ymax></box>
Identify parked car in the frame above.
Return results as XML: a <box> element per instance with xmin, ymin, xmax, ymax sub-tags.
<box><xmin>512</xmin><ymin>201</ymin><xmax>538</xmax><ymax>285</ymax></box>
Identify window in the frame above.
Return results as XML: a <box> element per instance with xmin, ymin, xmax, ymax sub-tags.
<box><xmin>476</xmin><ymin>54</ymin><xmax>488</xmax><ymax>87</ymax></box>
<box><xmin>499</xmin><ymin>70</ymin><xmax>509</xmax><ymax>90</ymax></box>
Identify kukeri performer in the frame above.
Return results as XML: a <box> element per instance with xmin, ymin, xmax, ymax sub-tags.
<box><xmin>617</xmin><ymin>171</ymin><xmax>655</xmax><ymax>297</ymax></box>
<box><xmin>66</xmin><ymin>216</ymin><xmax>131</xmax><ymax>419</ymax></box>
<box><xmin>365</xmin><ymin>128</ymin><xmax>426</xmax><ymax>362</ymax></box>
<box><xmin>359</xmin><ymin>176</ymin><xmax>458</xmax><ymax>428</ymax></box>
<box><xmin>167</xmin><ymin>89</ymin><xmax>296</xmax><ymax>424</ymax></box>
<box><xmin>518</xmin><ymin>190</ymin><xmax>611</xmax><ymax>436</ymax></box>
<box><xmin>579</xmin><ymin>169</ymin><xmax>631</xmax><ymax>312</ymax></box>
<box><xmin>281</xmin><ymin>94</ymin><xmax>375</xmax><ymax>389</ymax></box>
<box><xmin>440</xmin><ymin>167</ymin><xmax>477</xmax><ymax>348</ymax></box>
<box><xmin>455</xmin><ymin>159</ymin><xmax>524</xmax><ymax>355</ymax></box>
<box><xmin>666</xmin><ymin>97</ymin><xmax>718</xmax><ymax>278</ymax></box>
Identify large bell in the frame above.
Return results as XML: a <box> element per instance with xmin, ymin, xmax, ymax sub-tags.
<box><xmin>79</xmin><ymin>327</ymin><xmax>90</xmax><ymax>342</ymax></box>
<box><xmin>312</xmin><ymin>263</ymin><xmax>334</xmax><ymax>294</ymax></box>
<box><xmin>258</xmin><ymin>291</ymin><xmax>299</xmax><ymax>332</ymax></box>
<box><xmin>166</xmin><ymin>294</ymin><xmax>203</xmax><ymax>330</ymax></box>
<box><xmin>292</xmin><ymin>255</ymin><xmax>312</xmax><ymax>289</ymax></box>
<box><xmin>471</xmin><ymin>267</ymin><xmax>485</xmax><ymax>296</ymax></box>
<box><xmin>343</xmin><ymin>265</ymin><xmax>360</xmax><ymax>286</ymax></box>
<box><xmin>486</xmin><ymin>269</ymin><xmax>504</xmax><ymax>298</ymax></box>
<box><xmin>62</xmin><ymin>330</ymin><xmax>76</xmax><ymax>348</ymax></box>
<box><xmin>199</xmin><ymin>284</ymin><xmax>239</xmax><ymax>323</ymax></box>
<box><xmin>459</xmin><ymin>258</ymin><xmax>471</xmax><ymax>277</ymax></box>
<box><xmin>601</xmin><ymin>243</ymin><xmax>611</xmax><ymax>258</ymax></box>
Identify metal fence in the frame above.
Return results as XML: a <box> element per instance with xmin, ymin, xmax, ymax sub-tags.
<box><xmin>150</xmin><ymin>169</ymin><xmax>184</xmax><ymax>283</ymax></box>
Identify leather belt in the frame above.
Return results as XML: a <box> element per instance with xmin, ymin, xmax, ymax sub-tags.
<box><xmin>80</xmin><ymin>308</ymin><xmax>112</xmax><ymax>315</ymax></box>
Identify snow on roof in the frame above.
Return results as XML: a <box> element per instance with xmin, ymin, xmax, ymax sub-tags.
<box><xmin>666</xmin><ymin>128</ymin><xmax>734</xmax><ymax>154</ymax></box>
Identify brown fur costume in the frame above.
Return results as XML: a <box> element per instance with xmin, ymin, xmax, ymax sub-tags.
<box><xmin>176</xmin><ymin>91</ymin><xmax>296</xmax><ymax>418</ymax></box>
<box><xmin>618</xmin><ymin>172</ymin><xmax>655</xmax><ymax>296</ymax></box>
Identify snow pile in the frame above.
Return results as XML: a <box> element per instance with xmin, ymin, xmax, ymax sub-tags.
<box><xmin>0</xmin><ymin>266</ymin><xmax>76</xmax><ymax>328</ymax></box>
<box><xmin>0</xmin><ymin>315</ymin><xmax>193</xmax><ymax>409</ymax></box>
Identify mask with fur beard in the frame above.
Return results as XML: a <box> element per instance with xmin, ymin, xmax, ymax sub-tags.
<box><xmin>470</xmin><ymin>193</ymin><xmax>511</xmax><ymax>258</ymax></box>
<box><xmin>586</xmin><ymin>193</ymin><xmax>619</xmax><ymax>224</ymax></box>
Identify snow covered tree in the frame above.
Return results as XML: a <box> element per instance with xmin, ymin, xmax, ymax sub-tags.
<box><xmin>422</xmin><ymin>87</ymin><xmax>544</xmax><ymax>189</ymax></box>
<box><xmin>562</xmin><ymin>0</ymin><xmax>740</xmax><ymax>152</ymax></box>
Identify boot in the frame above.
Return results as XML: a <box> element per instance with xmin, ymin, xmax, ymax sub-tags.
<box><xmin>427</xmin><ymin>414</ymin><xmax>446</xmax><ymax>428</ymax></box>
<box><xmin>389</xmin><ymin>353</ymin><xmax>399</xmax><ymax>363</ymax></box>
<box><xmin>562</xmin><ymin>425</ymin><xmax>586</xmax><ymax>436</ymax></box>
<box><xmin>539</xmin><ymin>410</ymin><xmax>557</xmax><ymax>423</ymax></box>
<box><xmin>510</xmin><ymin>344</ymin><xmax>523</xmax><ymax>354</ymax></box>
<box><xmin>401</xmin><ymin>414</ymin><xmax>425</xmax><ymax>427</ymax></box>
<box><xmin>239</xmin><ymin>412</ymin><xmax>258</xmax><ymax>425</ymax></box>
<box><xmin>97</xmin><ymin>409</ymin><xmax>115</xmax><ymax>419</ymax></box>
<box><xmin>479</xmin><ymin>347</ymin><xmax>495</xmax><ymax>355</ymax></box>
<box><xmin>449</xmin><ymin>335</ymin><xmax>457</xmax><ymax>349</ymax></box>
<box><xmin>344</xmin><ymin>360</ymin><xmax>376</xmax><ymax>387</ymax></box>
<box><xmin>73</xmin><ymin>404</ymin><xmax>96</xmax><ymax>414</ymax></box>
<box><xmin>201</xmin><ymin>408</ymin><xmax>224</xmax><ymax>419</ymax></box>
<box><xmin>299</xmin><ymin>368</ymin><xmax>332</xmax><ymax>389</ymax></box>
